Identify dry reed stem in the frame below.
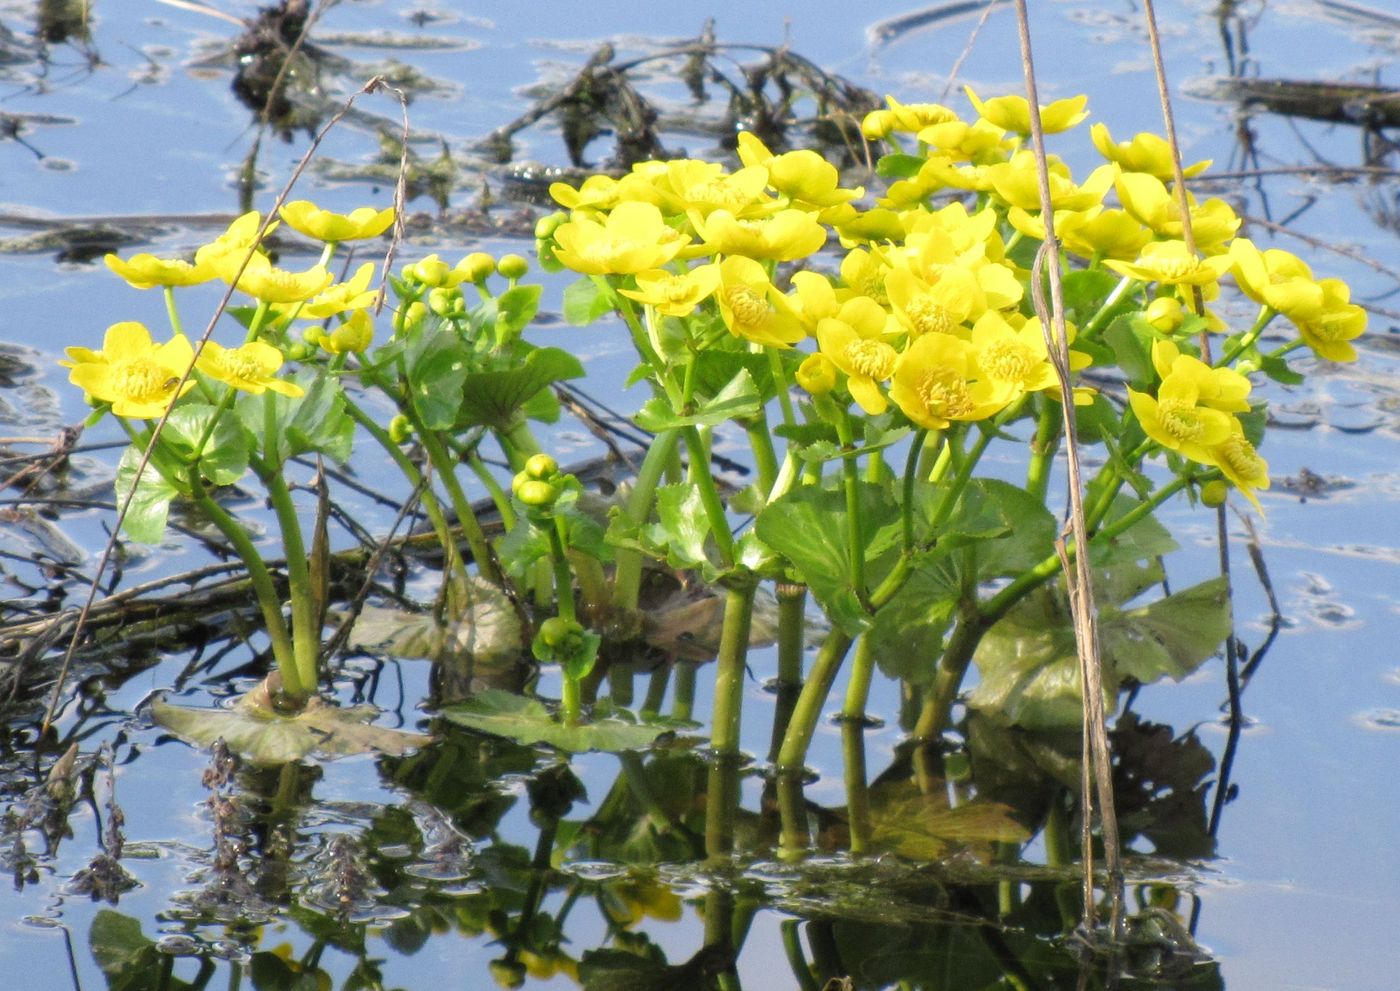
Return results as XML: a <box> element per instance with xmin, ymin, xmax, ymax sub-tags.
<box><xmin>1011</xmin><ymin>0</ymin><xmax>1124</xmax><ymax>937</ymax></box>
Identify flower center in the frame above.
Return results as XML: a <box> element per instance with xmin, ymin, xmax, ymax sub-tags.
<box><xmin>687</xmin><ymin>180</ymin><xmax>747</xmax><ymax>209</ymax></box>
<box><xmin>221</xmin><ymin>350</ymin><xmax>266</xmax><ymax>382</ymax></box>
<box><xmin>917</xmin><ymin>367</ymin><xmax>973</xmax><ymax>417</ymax></box>
<box><xmin>1155</xmin><ymin>255</ymin><xmax>1200</xmax><ymax>281</ymax></box>
<box><xmin>905</xmin><ymin>295</ymin><xmax>953</xmax><ymax>337</ymax></box>
<box><xmin>660</xmin><ymin>277</ymin><xmax>694</xmax><ymax>304</ymax></box>
<box><xmin>1218</xmin><ymin>434</ymin><xmax>1266</xmax><ymax>480</ymax></box>
<box><xmin>980</xmin><ymin>339</ymin><xmax>1034</xmax><ymax>384</ymax></box>
<box><xmin>843</xmin><ymin>339</ymin><xmax>896</xmax><ymax>380</ymax></box>
<box><xmin>583</xmin><ymin>238</ymin><xmax>638</xmax><ymax>265</ymax></box>
<box><xmin>725</xmin><ymin>286</ymin><xmax>769</xmax><ymax>328</ymax></box>
<box><xmin>112</xmin><ymin>357</ymin><xmax>175</xmax><ymax>403</ymax></box>
<box><xmin>1157</xmin><ymin>398</ymin><xmax>1204</xmax><ymax>442</ymax></box>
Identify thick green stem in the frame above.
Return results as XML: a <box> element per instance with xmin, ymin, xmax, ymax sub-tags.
<box><xmin>189</xmin><ymin>475</ymin><xmax>304</xmax><ymax>700</ymax></box>
<box><xmin>841</xmin><ymin>635</ymin><xmax>877</xmax><ymax>854</ymax></box>
<box><xmin>834</xmin><ymin>410</ymin><xmax>866</xmax><ymax>601</ymax></box>
<box><xmin>1025</xmin><ymin>398</ymin><xmax>1061</xmax><ymax>503</ymax></box>
<box><xmin>776</xmin><ymin>628</ymin><xmax>855</xmax><ymax>854</ymax></box>
<box><xmin>416</xmin><ymin>428</ymin><xmax>501</xmax><ymax>585</ymax></box>
<box><xmin>767</xmin><ymin>582</ymin><xmax>808</xmax><ymax>764</ymax></box>
<box><xmin>258</xmin><ymin>464</ymin><xmax>320</xmax><ymax>695</ymax></box>
<box><xmin>672</xmin><ymin>663</ymin><xmax>697</xmax><ymax>721</ymax></box>
<box><xmin>1080</xmin><ymin>275</ymin><xmax>1137</xmax><ymax>337</ymax></box>
<box><xmin>611</xmin><ymin>429</ymin><xmax>681</xmax><ymax>613</ymax></box>
<box><xmin>640</xmin><ymin>664</ymin><xmax>670</xmax><ymax>718</ymax></box>
<box><xmin>901</xmin><ymin>429</ymin><xmax>927</xmax><ymax>554</ymax></box>
<box><xmin>684</xmin><ymin>425</ymin><xmax>736</xmax><ymax>568</ymax></box>
<box><xmin>705</xmin><ymin>580</ymin><xmax>757</xmax><ymax>857</ymax></box>
<box><xmin>745</xmin><ymin>414</ymin><xmax>780</xmax><ymax>499</ymax></box>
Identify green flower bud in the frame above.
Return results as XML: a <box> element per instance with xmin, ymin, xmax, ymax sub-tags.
<box><xmin>534</xmin><ymin>211</ymin><xmax>567</xmax><ymax>241</ymax></box>
<box><xmin>524</xmin><ymin>453</ymin><xmax>558</xmax><ymax>480</ymax></box>
<box><xmin>488</xmin><ymin>959</ymin><xmax>526</xmax><ymax>990</ymax></box>
<box><xmin>457</xmin><ymin>252</ymin><xmax>496</xmax><ymax>284</ymax></box>
<box><xmin>302</xmin><ymin>326</ymin><xmax>325</xmax><ymax>346</ymax></box>
<box><xmin>538</xmin><ymin>616</ymin><xmax>577</xmax><ymax>648</ymax></box>
<box><xmin>1200</xmin><ymin>479</ymin><xmax>1228</xmax><ymax>507</ymax></box>
<box><xmin>428</xmin><ymin>286</ymin><xmax>460</xmax><ymax>317</ymax></box>
<box><xmin>497</xmin><ymin>253</ymin><xmax>529</xmax><ymax>280</ymax></box>
<box><xmin>285</xmin><ymin>341</ymin><xmax>316</xmax><ymax>362</ymax></box>
<box><xmin>408</xmin><ymin>255</ymin><xmax>453</xmax><ymax>288</ymax></box>
<box><xmin>388</xmin><ymin>414</ymin><xmax>412</xmax><ymax>443</ymax></box>
<box><xmin>1145</xmin><ymin>296</ymin><xmax>1186</xmax><ymax>333</ymax></box>
<box><xmin>399</xmin><ymin>300</ymin><xmax>428</xmax><ymax>335</ymax></box>
<box><xmin>515</xmin><ymin>479</ymin><xmax>558</xmax><ymax>508</ymax></box>
<box><xmin>326</xmin><ymin>310</ymin><xmax>373</xmax><ymax>353</ymax></box>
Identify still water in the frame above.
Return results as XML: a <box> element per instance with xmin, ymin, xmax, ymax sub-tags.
<box><xmin>1</xmin><ymin>1</ymin><xmax>1398</xmax><ymax>988</ymax></box>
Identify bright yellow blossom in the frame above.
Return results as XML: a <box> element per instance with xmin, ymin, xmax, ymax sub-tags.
<box><xmin>1128</xmin><ymin>365</ymin><xmax>1235</xmax><ymax>465</ymax></box>
<box><xmin>970</xmin><ymin>311</ymin><xmax>1059</xmax><ymax>395</ymax></box>
<box><xmin>1007</xmin><ymin>206</ymin><xmax>1150</xmax><ymax>262</ymax></box>
<box><xmin>817</xmin><ymin>299</ymin><xmax>899</xmax><ymax>414</ymax></box>
<box><xmin>689</xmin><ymin>207</ymin><xmax>826</xmax><ymax>261</ymax></box>
<box><xmin>965</xmin><ymin>86</ymin><xmax>1088</xmax><ymax>135</ymax></box>
<box><xmin>630</xmin><ymin>159</ymin><xmax>773</xmax><ymax>218</ymax></box>
<box><xmin>323</xmin><ymin>310</ymin><xmax>374</xmax><ymax>354</ymax></box>
<box><xmin>552</xmin><ymin>201</ymin><xmax>689</xmax><ymax>276</ymax></box>
<box><xmin>1209</xmin><ymin>421</ymin><xmax>1269</xmax><ymax>512</ymax></box>
<box><xmin>617</xmin><ymin>264</ymin><xmax>721</xmax><ymax>317</ymax></box>
<box><xmin>64</xmin><ymin>322</ymin><xmax>196</xmax><ymax>418</ymax></box>
<box><xmin>279</xmin><ymin>201</ymin><xmax>395</xmax><ymax>242</ymax></box>
<box><xmin>788</xmin><ymin>270</ymin><xmax>840</xmax><ymax>332</ymax></box>
<box><xmin>796</xmin><ymin>352</ymin><xmax>838</xmax><ymax>394</ymax></box>
<box><xmin>986</xmin><ymin>153</ymin><xmax>1115</xmax><ymax>212</ymax></box>
<box><xmin>549</xmin><ymin>174</ymin><xmax>624</xmax><ymax>213</ymax></box>
<box><xmin>736</xmin><ymin>132</ymin><xmax>865</xmax><ymax>209</ymax></box>
<box><xmin>862</xmin><ymin>96</ymin><xmax>959</xmax><ymax>138</ymax></box>
<box><xmin>104</xmin><ymin>252</ymin><xmax>215</xmax><ymax>290</ymax></box>
<box><xmin>195</xmin><ymin>211</ymin><xmax>276</xmax><ymax>268</ymax></box>
<box><xmin>1089</xmin><ymin>124</ymin><xmax>1211</xmax><ymax>180</ymax></box>
<box><xmin>1104</xmin><ymin>240</ymin><xmax>1233</xmax><ymax>287</ymax></box>
<box><xmin>890</xmin><ymin>332</ymin><xmax>1009</xmax><ymax>429</ymax></box>
<box><xmin>196</xmin><ymin>340</ymin><xmax>304</xmax><ymax>396</ymax></box>
<box><xmin>916</xmin><ymin>118</ymin><xmax>1011</xmax><ymax>162</ymax></box>
<box><xmin>214</xmin><ymin>252</ymin><xmax>333</xmax><ymax>304</ymax></box>
<box><xmin>886</xmin><ymin>267</ymin><xmax>977</xmax><ymax>339</ymax></box>
<box><xmin>714</xmin><ymin>256</ymin><xmax>805</xmax><ymax>347</ymax></box>
<box><xmin>297</xmin><ymin>262</ymin><xmax>379</xmax><ymax>319</ymax></box>
<box><xmin>1113</xmin><ymin>171</ymin><xmax>1240</xmax><ymax>251</ymax></box>
<box><xmin>1227</xmin><ymin>238</ymin><xmax>1329</xmax><ymax>318</ymax></box>
<box><xmin>1151</xmin><ymin>341</ymin><xmax>1251</xmax><ymax>412</ymax></box>
<box><xmin>1292</xmin><ymin>283</ymin><xmax>1366</xmax><ymax>363</ymax></box>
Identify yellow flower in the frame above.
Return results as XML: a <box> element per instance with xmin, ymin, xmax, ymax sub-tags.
<box><xmin>1128</xmin><ymin>365</ymin><xmax>1235</xmax><ymax>465</ymax></box>
<box><xmin>1090</xmin><ymin>124</ymin><xmax>1211</xmax><ymax>180</ymax></box>
<box><xmin>1151</xmin><ymin>341</ymin><xmax>1251</xmax><ymax>412</ymax></box>
<box><xmin>1144</xmin><ymin>296</ymin><xmax>1186</xmax><ymax>332</ymax></box>
<box><xmin>64</xmin><ymin>322</ymin><xmax>196</xmax><ymax>418</ymax></box>
<box><xmin>916</xmin><ymin>118</ymin><xmax>1012</xmax><ymax>162</ymax></box>
<box><xmin>214</xmin><ymin>252</ymin><xmax>334</xmax><ymax>304</ymax></box>
<box><xmin>965</xmin><ymin>86</ymin><xmax>1088</xmax><ymax>135</ymax></box>
<box><xmin>1104</xmin><ymin>240</ymin><xmax>1233</xmax><ymax>287</ymax></box>
<box><xmin>890</xmin><ymin>332</ymin><xmax>1009</xmax><ymax>429</ymax></box>
<box><xmin>195</xmin><ymin>211</ymin><xmax>277</xmax><ymax>267</ymax></box>
<box><xmin>297</xmin><ymin>262</ymin><xmax>379</xmax><ymax>319</ymax></box>
<box><xmin>1113</xmin><ymin>171</ymin><xmax>1240</xmax><ymax>252</ymax></box>
<box><xmin>1007</xmin><ymin>206</ymin><xmax>1150</xmax><ymax>262</ymax></box>
<box><xmin>1292</xmin><ymin>283</ymin><xmax>1366</xmax><ymax>363</ymax></box>
<box><xmin>833</xmin><ymin>207</ymin><xmax>906</xmax><ymax>246</ymax></box>
<box><xmin>617</xmin><ymin>264</ymin><xmax>721</xmax><ymax>317</ymax></box>
<box><xmin>986</xmin><ymin>152</ymin><xmax>1114</xmax><ymax>212</ymax></box>
<box><xmin>690</xmin><ymin>207</ymin><xmax>826</xmax><ymax>261</ymax></box>
<box><xmin>796</xmin><ymin>352</ymin><xmax>838</xmax><ymax>394</ymax></box>
<box><xmin>552</xmin><ymin>201</ymin><xmax>689</xmax><ymax>275</ymax></box>
<box><xmin>549</xmin><ymin>174</ymin><xmax>624</xmax><ymax>213</ymax></box>
<box><xmin>737</xmin><ymin>132</ymin><xmax>865</xmax><ymax>209</ymax></box>
<box><xmin>970</xmin><ymin>311</ymin><xmax>1059</xmax><ymax>395</ymax></box>
<box><xmin>817</xmin><ymin>300</ymin><xmax>899</xmax><ymax>415</ymax></box>
<box><xmin>631</xmin><ymin>159</ymin><xmax>773</xmax><ymax>218</ymax></box>
<box><xmin>279</xmin><ymin>201</ymin><xmax>395</xmax><ymax>242</ymax></box>
<box><xmin>885</xmin><ymin>267</ymin><xmax>978</xmax><ymax>339</ymax></box>
<box><xmin>196</xmin><ymin>340</ymin><xmax>304</xmax><ymax>396</ymax></box>
<box><xmin>1227</xmin><ymin>238</ymin><xmax>1329</xmax><ymax>318</ymax></box>
<box><xmin>104</xmin><ymin>252</ymin><xmax>215</xmax><ymax>290</ymax></box>
<box><xmin>715</xmin><ymin>256</ymin><xmax>805</xmax><ymax>348</ymax></box>
<box><xmin>863</xmin><ymin>96</ymin><xmax>959</xmax><ymax>139</ymax></box>
<box><xmin>1209</xmin><ymin>421</ymin><xmax>1269</xmax><ymax>512</ymax></box>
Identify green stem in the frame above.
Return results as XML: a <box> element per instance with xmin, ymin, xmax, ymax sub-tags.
<box><xmin>1217</xmin><ymin>306</ymin><xmax>1278</xmax><ymax>367</ymax></box>
<box><xmin>188</xmin><ymin>474</ymin><xmax>304</xmax><ymax>700</ymax></box>
<box><xmin>256</xmin><ymin>459</ymin><xmax>320</xmax><ymax>694</ymax></box>
<box><xmin>1080</xmin><ymin>275</ymin><xmax>1137</xmax><ymax>337</ymax></box>
<box><xmin>611</xmin><ymin>429</ymin><xmax>681</xmax><ymax>613</ymax></box>
<box><xmin>776</xmin><ymin>628</ymin><xmax>855</xmax><ymax>853</ymax></box>
<box><xmin>640</xmin><ymin>664</ymin><xmax>670</xmax><ymax>718</ymax></box>
<box><xmin>767</xmin><ymin>582</ymin><xmax>808</xmax><ymax>764</ymax></box>
<box><xmin>416</xmin><ymin>427</ymin><xmax>502</xmax><ymax>585</ymax></box>
<box><xmin>163</xmin><ymin>286</ymin><xmax>184</xmax><ymax>337</ymax></box>
<box><xmin>705</xmin><ymin>580</ymin><xmax>757</xmax><ymax>857</ymax></box>
<box><xmin>841</xmin><ymin>635</ymin><xmax>877</xmax><ymax>855</ymax></box>
<box><xmin>745</xmin><ymin>413</ymin><xmax>780</xmax><ymax>498</ymax></box>
<box><xmin>672</xmin><ymin>663</ymin><xmax>696</xmax><ymax>722</ymax></box>
<box><xmin>901</xmin><ymin>429</ymin><xmax>927</xmax><ymax>554</ymax></box>
<box><xmin>467</xmin><ymin>451</ymin><xmax>516</xmax><ymax>531</ymax></box>
<box><xmin>1025</xmin><ymin>398</ymin><xmax>1061</xmax><ymax>503</ymax></box>
<box><xmin>683</xmin><ymin>426</ymin><xmax>736</xmax><ymax>568</ymax></box>
<box><xmin>834</xmin><ymin>409</ymin><xmax>866</xmax><ymax>601</ymax></box>
<box><xmin>767</xmin><ymin>345</ymin><xmax>797</xmax><ymax>429</ymax></box>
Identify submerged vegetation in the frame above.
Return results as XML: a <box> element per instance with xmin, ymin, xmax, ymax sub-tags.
<box><xmin>0</xmin><ymin>3</ymin><xmax>1390</xmax><ymax>988</ymax></box>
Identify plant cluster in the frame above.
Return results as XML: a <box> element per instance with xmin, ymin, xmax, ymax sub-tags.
<box><xmin>69</xmin><ymin>87</ymin><xmax>1362</xmax><ymax>859</ymax></box>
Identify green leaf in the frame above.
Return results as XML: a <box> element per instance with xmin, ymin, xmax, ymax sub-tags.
<box><xmin>876</xmin><ymin>153</ymin><xmax>925</xmax><ymax>179</ymax></box>
<box><xmin>1103</xmin><ymin>313</ymin><xmax>1159</xmax><ymax>390</ymax></box>
<box><xmin>493</xmin><ymin>284</ymin><xmax>542</xmax><ymax>339</ymax></box>
<box><xmin>639</xmin><ymin>483</ymin><xmax>718</xmax><ymax>576</ymax></box>
<box><xmin>1259</xmin><ymin>352</ymin><xmax>1304</xmax><ymax>386</ymax></box>
<box><xmin>633</xmin><ymin>368</ymin><xmax>762</xmax><ymax>431</ymax></box>
<box><xmin>159</xmin><ymin>404</ymin><xmax>250</xmax><ymax>486</ymax></box>
<box><xmin>404</xmin><ymin>332</ymin><xmax>470</xmax><ymax>430</ymax></box>
<box><xmin>1089</xmin><ymin>496</ymin><xmax>1177</xmax><ymax>567</ymax></box>
<box><xmin>867</xmin><ymin>566</ymin><xmax>958</xmax><ymax>684</ymax></box>
<box><xmin>440</xmin><ymin>690</ymin><xmax>676</xmax><ymax>753</ymax></box>
<box><xmin>865</xmin><ymin>777</ymin><xmax>1030</xmax><ymax>860</ymax></box>
<box><xmin>458</xmin><ymin>346</ymin><xmax>585</xmax><ymax>429</ymax></box>
<box><xmin>152</xmin><ymin>693</ymin><xmax>433</xmax><ymax>764</ymax></box>
<box><xmin>755</xmin><ymin>482</ymin><xmax>901</xmax><ymax>635</ymax></box>
<box><xmin>114</xmin><ymin>446</ymin><xmax>180</xmax><ymax>544</ymax></box>
<box><xmin>562</xmin><ymin>275</ymin><xmax>617</xmax><ymax>326</ymax></box>
<box><xmin>1061</xmin><ymin>268</ymin><xmax>1125</xmax><ymax>326</ymax></box>
<box><xmin>239</xmin><ymin>367</ymin><xmax>354</xmax><ymax>464</ymax></box>
<box><xmin>335</xmin><ymin>575</ymin><xmax>524</xmax><ymax>666</ymax></box>
<box><xmin>969</xmin><ymin>576</ymin><xmax>1231</xmax><ymax>730</ymax></box>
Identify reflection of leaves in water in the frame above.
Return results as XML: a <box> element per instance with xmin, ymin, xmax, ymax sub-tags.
<box><xmin>1112</xmin><ymin>712</ymin><xmax>1216</xmax><ymax>859</ymax></box>
<box><xmin>90</xmin><ymin>911</ymin><xmax>198</xmax><ymax>991</ymax></box>
<box><xmin>863</xmin><ymin>777</ymin><xmax>1029</xmax><ymax>861</ymax></box>
<box><xmin>440</xmin><ymin>690</ymin><xmax>679</xmax><ymax>753</ymax></box>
